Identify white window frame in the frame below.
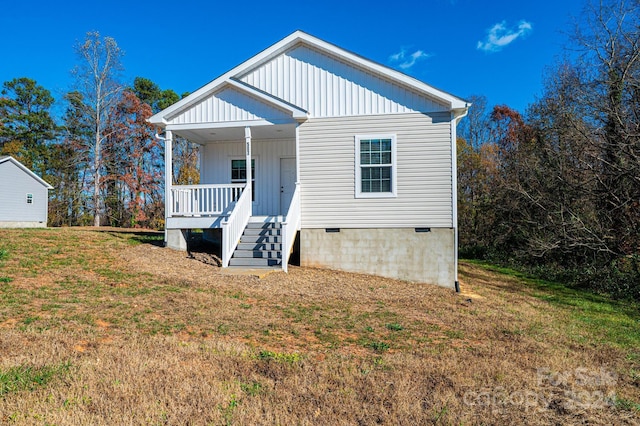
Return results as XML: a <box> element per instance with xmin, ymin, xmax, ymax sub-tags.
<box><xmin>355</xmin><ymin>134</ymin><xmax>397</xmax><ymax>198</ymax></box>
<box><xmin>230</xmin><ymin>158</ymin><xmax>256</xmax><ymax>202</ymax></box>
<box><xmin>26</xmin><ymin>193</ymin><xmax>33</xmax><ymax>204</ymax></box>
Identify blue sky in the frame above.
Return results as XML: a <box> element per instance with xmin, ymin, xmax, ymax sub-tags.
<box><xmin>1</xmin><ymin>0</ymin><xmax>585</xmax><ymax>115</ymax></box>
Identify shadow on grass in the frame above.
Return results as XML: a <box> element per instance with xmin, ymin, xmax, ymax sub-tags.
<box><xmin>101</xmin><ymin>230</ymin><xmax>165</xmax><ymax>247</ymax></box>
<box><xmin>101</xmin><ymin>228</ymin><xmax>222</xmax><ymax>266</ymax></box>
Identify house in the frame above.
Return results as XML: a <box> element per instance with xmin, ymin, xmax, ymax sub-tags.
<box><xmin>149</xmin><ymin>31</ymin><xmax>469</xmax><ymax>290</ymax></box>
<box><xmin>0</xmin><ymin>156</ymin><xmax>53</xmax><ymax>228</ymax></box>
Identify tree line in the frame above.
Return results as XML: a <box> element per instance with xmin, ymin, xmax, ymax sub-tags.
<box><xmin>0</xmin><ymin>32</ymin><xmax>199</xmax><ymax>229</ymax></box>
<box><xmin>458</xmin><ymin>0</ymin><xmax>640</xmax><ymax>299</ymax></box>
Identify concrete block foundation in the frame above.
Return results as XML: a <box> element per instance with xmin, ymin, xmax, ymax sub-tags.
<box><xmin>300</xmin><ymin>227</ymin><xmax>455</xmax><ymax>289</ymax></box>
<box><xmin>0</xmin><ymin>221</ymin><xmax>47</xmax><ymax>228</ymax></box>
<box><xmin>166</xmin><ymin>229</ymin><xmax>188</xmax><ymax>251</ymax></box>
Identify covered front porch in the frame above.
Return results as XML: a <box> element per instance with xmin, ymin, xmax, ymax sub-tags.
<box><xmin>162</xmin><ymin>122</ymin><xmax>302</xmax><ymax>270</ymax></box>
<box><xmin>165</xmin><ymin>122</ymin><xmax>298</xmax><ymax>220</ymax></box>
<box><xmin>150</xmin><ymin>77</ymin><xmax>308</xmax><ymax>269</ymax></box>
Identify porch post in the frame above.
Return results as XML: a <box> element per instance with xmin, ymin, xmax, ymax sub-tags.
<box><xmin>295</xmin><ymin>123</ymin><xmax>300</xmax><ymax>191</ymax></box>
<box><xmin>164</xmin><ymin>130</ymin><xmax>173</xmax><ymax>242</ymax></box>
<box><xmin>245</xmin><ymin>126</ymin><xmax>252</xmax><ymax>216</ymax></box>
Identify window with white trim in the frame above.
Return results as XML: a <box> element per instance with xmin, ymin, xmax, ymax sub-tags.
<box><xmin>231</xmin><ymin>159</ymin><xmax>255</xmax><ymax>200</ymax></box>
<box><xmin>26</xmin><ymin>193</ymin><xmax>33</xmax><ymax>204</ymax></box>
<box><xmin>355</xmin><ymin>135</ymin><xmax>397</xmax><ymax>198</ymax></box>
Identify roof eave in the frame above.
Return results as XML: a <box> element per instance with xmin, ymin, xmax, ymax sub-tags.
<box><xmin>0</xmin><ymin>156</ymin><xmax>54</xmax><ymax>189</ymax></box>
<box><xmin>226</xmin><ymin>79</ymin><xmax>309</xmax><ymax>121</ymax></box>
<box><xmin>289</xmin><ymin>31</ymin><xmax>467</xmax><ymax>110</ymax></box>
<box><xmin>148</xmin><ymin>31</ymin><xmax>305</xmax><ymax>124</ymax></box>
<box><xmin>149</xmin><ymin>30</ymin><xmax>466</xmax><ymax>123</ymax></box>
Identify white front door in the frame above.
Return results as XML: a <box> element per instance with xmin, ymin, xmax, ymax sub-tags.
<box><xmin>280</xmin><ymin>158</ymin><xmax>296</xmax><ymax>214</ymax></box>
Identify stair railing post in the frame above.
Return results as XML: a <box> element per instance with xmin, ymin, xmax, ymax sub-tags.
<box><xmin>281</xmin><ymin>222</ymin><xmax>288</xmax><ymax>273</ymax></box>
<box><xmin>245</xmin><ymin>126</ymin><xmax>252</xmax><ymax>218</ymax></box>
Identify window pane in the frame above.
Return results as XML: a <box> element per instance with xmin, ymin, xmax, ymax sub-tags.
<box><xmin>382</xmin><ymin>152</ymin><xmax>391</xmax><ymax>164</ymax></box>
<box><xmin>360</xmin><ymin>140</ymin><xmax>370</xmax><ymax>165</ymax></box>
<box><xmin>360</xmin><ymin>165</ymin><xmax>392</xmax><ymax>193</ymax></box>
<box><xmin>231</xmin><ymin>159</ymin><xmax>256</xmax><ymax>201</ymax></box>
<box><xmin>231</xmin><ymin>160</ymin><xmax>242</xmax><ymax>180</ymax></box>
<box><xmin>231</xmin><ymin>159</ymin><xmax>255</xmax><ymax>181</ymax></box>
<box><xmin>381</xmin><ymin>139</ymin><xmax>391</xmax><ymax>151</ymax></box>
<box><xmin>373</xmin><ymin>152</ymin><xmax>381</xmax><ymax>164</ymax></box>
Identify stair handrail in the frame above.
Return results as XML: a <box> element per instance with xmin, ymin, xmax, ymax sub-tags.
<box><xmin>281</xmin><ymin>182</ymin><xmax>301</xmax><ymax>273</ymax></box>
<box><xmin>221</xmin><ymin>184</ymin><xmax>252</xmax><ymax>267</ymax></box>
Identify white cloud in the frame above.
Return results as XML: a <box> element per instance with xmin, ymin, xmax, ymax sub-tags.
<box><xmin>477</xmin><ymin>20</ymin><xmax>533</xmax><ymax>53</ymax></box>
<box><xmin>389</xmin><ymin>48</ymin><xmax>431</xmax><ymax>69</ymax></box>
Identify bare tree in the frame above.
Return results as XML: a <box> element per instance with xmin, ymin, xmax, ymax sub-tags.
<box><xmin>458</xmin><ymin>94</ymin><xmax>491</xmax><ymax>150</ymax></box>
<box><xmin>570</xmin><ymin>0</ymin><xmax>640</xmax><ymax>256</ymax></box>
<box><xmin>72</xmin><ymin>31</ymin><xmax>124</xmax><ymax>226</ymax></box>
<box><xmin>454</xmin><ymin>1</ymin><xmax>640</xmax><ymax>297</ymax></box>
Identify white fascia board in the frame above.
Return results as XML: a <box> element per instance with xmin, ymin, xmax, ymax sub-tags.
<box><xmin>148</xmin><ymin>32</ymin><xmax>306</xmax><ymax>126</ymax></box>
<box><xmin>292</xmin><ymin>31</ymin><xmax>468</xmax><ymax>110</ymax></box>
<box><xmin>227</xmin><ymin>79</ymin><xmax>308</xmax><ymax>120</ymax></box>
<box><xmin>149</xmin><ymin>30</ymin><xmax>467</xmax><ymax>125</ymax></box>
<box><xmin>165</xmin><ymin>119</ymin><xmax>290</xmax><ymax>132</ymax></box>
<box><xmin>0</xmin><ymin>156</ymin><xmax>53</xmax><ymax>189</ymax></box>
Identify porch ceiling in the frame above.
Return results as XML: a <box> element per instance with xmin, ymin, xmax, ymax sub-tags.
<box><xmin>173</xmin><ymin>123</ymin><xmax>296</xmax><ymax>144</ymax></box>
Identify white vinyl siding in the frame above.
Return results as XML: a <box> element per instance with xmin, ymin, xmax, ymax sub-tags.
<box><xmin>299</xmin><ymin>112</ymin><xmax>453</xmax><ymax>228</ymax></box>
<box><xmin>167</xmin><ymin>85</ymin><xmax>293</xmax><ymax>125</ymax></box>
<box><xmin>0</xmin><ymin>161</ymin><xmax>49</xmax><ymax>223</ymax></box>
<box><xmin>201</xmin><ymin>138</ymin><xmax>295</xmax><ymax>216</ymax></box>
<box><xmin>239</xmin><ymin>44</ymin><xmax>448</xmax><ymax>118</ymax></box>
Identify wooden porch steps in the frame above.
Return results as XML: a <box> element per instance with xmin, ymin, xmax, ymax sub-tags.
<box><xmin>228</xmin><ymin>216</ymin><xmax>283</xmax><ymax>267</ymax></box>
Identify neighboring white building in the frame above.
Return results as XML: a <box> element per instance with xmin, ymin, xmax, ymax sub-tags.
<box><xmin>0</xmin><ymin>156</ymin><xmax>53</xmax><ymax>228</ymax></box>
<box><xmin>149</xmin><ymin>31</ymin><xmax>469</xmax><ymax>289</ymax></box>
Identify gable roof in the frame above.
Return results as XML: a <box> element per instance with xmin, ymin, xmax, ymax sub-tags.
<box><xmin>150</xmin><ymin>31</ymin><xmax>468</xmax><ymax>127</ymax></box>
<box><xmin>0</xmin><ymin>156</ymin><xmax>53</xmax><ymax>189</ymax></box>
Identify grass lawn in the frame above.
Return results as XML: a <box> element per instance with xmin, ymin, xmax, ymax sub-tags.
<box><xmin>0</xmin><ymin>228</ymin><xmax>638</xmax><ymax>424</ymax></box>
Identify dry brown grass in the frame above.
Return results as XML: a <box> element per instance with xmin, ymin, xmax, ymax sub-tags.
<box><xmin>0</xmin><ymin>228</ymin><xmax>638</xmax><ymax>425</ymax></box>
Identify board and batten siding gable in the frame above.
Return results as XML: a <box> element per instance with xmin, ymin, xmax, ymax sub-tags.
<box><xmin>167</xmin><ymin>85</ymin><xmax>293</xmax><ymax>125</ymax></box>
<box><xmin>0</xmin><ymin>160</ymin><xmax>48</xmax><ymax>223</ymax></box>
<box><xmin>238</xmin><ymin>44</ymin><xmax>448</xmax><ymax>118</ymax></box>
<box><xmin>299</xmin><ymin>112</ymin><xmax>453</xmax><ymax>229</ymax></box>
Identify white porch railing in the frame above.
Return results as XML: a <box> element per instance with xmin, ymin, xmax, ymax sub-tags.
<box><xmin>221</xmin><ymin>185</ymin><xmax>252</xmax><ymax>268</ymax></box>
<box><xmin>170</xmin><ymin>184</ymin><xmax>245</xmax><ymax>217</ymax></box>
<box><xmin>281</xmin><ymin>183</ymin><xmax>301</xmax><ymax>273</ymax></box>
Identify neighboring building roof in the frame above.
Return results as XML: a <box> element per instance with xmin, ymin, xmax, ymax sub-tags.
<box><xmin>0</xmin><ymin>156</ymin><xmax>53</xmax><ymax>189</ymax></box>
<box><xmin>149</xmin><ymin>30</ymin><xmax>469</xmax><ymax>128</ymax></box>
